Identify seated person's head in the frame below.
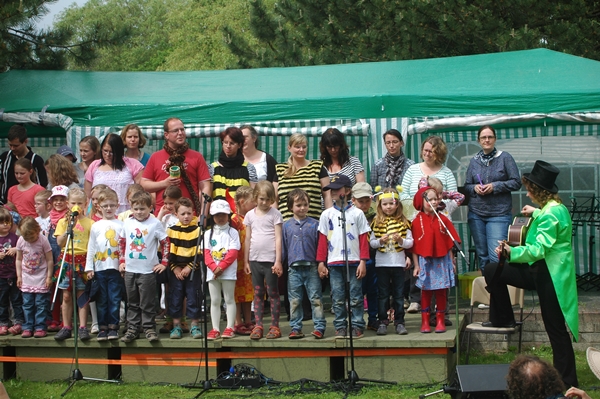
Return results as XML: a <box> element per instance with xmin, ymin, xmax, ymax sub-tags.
<box><xmin>506</xmin><ymin>355</ymin><xmax>565</xmax><ymax>399</ymax></box>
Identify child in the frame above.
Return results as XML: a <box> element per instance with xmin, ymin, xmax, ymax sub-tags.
<box><xmin>244</xmin><ymin>181</ymin><xmax>283</xmax><ymax>340</ymax></box>
<box><xmin>418</xmin><ymin>176</ymin><xmax>464</xmax><ymax>220</ymax></box>
<box><xmin>47</xmin><ymin>185</ymin><xmax>70</xmax><ymax>332</ymax></box>
<box><xmin>282</xmin><ymin>188</ymin><xmax>325</xmax><ymax>339</ymax></box>
<box><xmin>166</xmin><ymin>198</ymin><xmax>203</xmax><ymax>339</ymax></box>
<box><xmin>85</xmin><ymin>188</ymin><xmax>123</xmax><ymax>341</ymax></box>
<box><xmin>7</xmin><ymin>158</ymin><xmax>45</xmax><ymax>218</ymax></box>
<box><xmin>370</xmin><ymin>187</ymin><xmax>413</xmax><ymax>335</ymax></box>
<box><xmin>0</xmin><ymin>208</ymin><xmax>23</xmax><ymax>335</ymax></box>
<box><xmin>352</xmin><ymin>182</ymin><xmax>378</xmax><ymax>331</ymax></box>
<box><xmin>157</xmin><ymin>186</ymin><xmax>182</xmax><ymax>230</ymax></box>
<box><xmin>231</xmin><ymin>186</ymin><xmax>255</xmax><ymax>335</ymax></box>
<box><xmin>16</xmin><ymin>217</ymin><xmax>53</xmax><ymax>338</ymax></box>
<box><xmin>88</xmin><ymin>184</ymin><xmax>109</xmax><ymax>222</ymax></box>
<box><xmin>118</xmin><ymin>184</ymin><xmax>145</xmax><ymax>221</ymax></box>
<box><xmin>317</xmin><ymin>174</ymin><xmax>370</xmax><ymax>339</ymax></box>
<box><xmin>118</xmin><ymin>191</ymin><xmax>169</xmax><ymax>342</ymax></box>
<box><xmin>204</xmin><ymin>199</ymin><xmax>240</xmax><ymax>340</ymax></box>
<box><xmin>411</xmin><ymin>186</ymin><xmax>459</xmax><ymax>334</ymax></box>
<box><xmin>54</xmin><ymin>187</ymin><xmax>94</xmax><ymax>341</ymax></box>
<box><xmin>34</xmin><ymin>190</ymin><xmax>52</xmax><ymax>236</ymax></box>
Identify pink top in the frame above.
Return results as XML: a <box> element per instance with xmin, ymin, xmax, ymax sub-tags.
<box><xmin>7</xmin><ymin>184</ymin><xmax>45</xmax><ymax>218</ymax></box>
<box><xmin>243</xmin><ymin>207</ymin><xmax>283</xmax><ymax>263</ymax></box>
<box><xmin>17</xmin><ymin>234</ymin><xmax>52</xmax><ymax>293</ymax></box>
<box><xmin>85</xmin><ymin>158</ymin><xmax>144</xmax><ymax>214</ymax></box>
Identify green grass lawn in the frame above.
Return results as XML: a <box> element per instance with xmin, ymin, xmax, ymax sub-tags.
<box><xmin>4</xmin><ymin>347</ymin><xmax>600</xmax><ymax>398</ymax></box>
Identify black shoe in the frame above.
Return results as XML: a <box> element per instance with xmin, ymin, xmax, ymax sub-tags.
<box><xmin>482</xmin><ymin>321</ymin><xmax>515</xmax><ymax>328</ymax></box>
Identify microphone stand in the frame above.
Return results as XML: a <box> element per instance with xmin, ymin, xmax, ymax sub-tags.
<box><xmin>337</xmin><ymin>194</ymin><xmax>395</xmax><ymax>390</ymax></box>
<box><xmin>192</xmin><ymin>195</ymin><xmax>213</xmax><ymax>398</ymax></box>
<box><xmin>61</xmin><ymin>212</ymin><xmax>120</xmax><ymax>396</ymax></box>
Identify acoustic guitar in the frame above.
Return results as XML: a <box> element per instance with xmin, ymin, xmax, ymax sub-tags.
<box><xmin>489</xmin><ymin>215</ymin><xmax>532</xmax><ymax>287</ymax></box>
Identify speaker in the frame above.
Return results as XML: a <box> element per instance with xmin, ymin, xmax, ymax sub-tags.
<box><xmin>450</xmin><ymin>364</ymin><xmax>509</xmax><ymax>399</ymax></box>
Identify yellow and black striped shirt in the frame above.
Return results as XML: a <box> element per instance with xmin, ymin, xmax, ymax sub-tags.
<box><xmin>371</xmin><ymin>217</ymin><xmax>410</xmax><ymax>253</ymax></box>
<box><xmin>167</xmin><ymin>217</ymin><xmax>200</xmax><ymax>270</ymax></box>
<box><xmin>276</xmin><ymin>160</ymin><xmax>328</xmax><ymax>221</ymax></box>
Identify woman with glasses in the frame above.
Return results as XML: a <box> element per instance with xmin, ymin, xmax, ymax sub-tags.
<box><xmin>319</xmin><ymin>128</ymin><xmax>365</xmax><ymax>185</ymax></box>
<box><xmin>464</xmin><ymin>126</ymin><xmax>521</xmax><ymax>270</ymax></box>
<box><xmin>84</xmin><ymin>133</ymin><xmax>144</xmax><ymax>214</ymax></box>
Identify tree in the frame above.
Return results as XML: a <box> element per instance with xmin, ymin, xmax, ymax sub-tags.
<box><xmin>224</xmin><ymin>0</ymin><xmax>600</xmax><ymax>68</ymax></box>
<box><xmin>0</xmin><ymin>0</ymin><xmax>129</xmax><ymax>72</ymax></box>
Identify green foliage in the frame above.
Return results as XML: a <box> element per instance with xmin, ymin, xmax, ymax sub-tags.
<box><xmin>225</xmin><ymin>0</ymin><xmax>600</xmax><ymax>68</ymax></box>
<box><xmin>0</xmin><ymin>0</ymin><xmax>129</xmax><ymax>72</ymax></box>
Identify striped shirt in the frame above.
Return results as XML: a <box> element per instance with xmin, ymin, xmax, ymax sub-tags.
<box><xmin>400</xmin><ymin>164</ymin><xmax>457</xmax><ymax>200</ymax></box>
<box><xmin>276</xmin><ymin>160</ymin><xmax>328</xmax><ymax>221</ymax></box>
<box><xmin>167</xmin><ymin>217</ymin><xmax>200</xmax><ymax>270</ymax></box>
<box><xmin>325</xmin><ymin>156</ymin><xmax>364</xmax><ymax>185</ymax></box>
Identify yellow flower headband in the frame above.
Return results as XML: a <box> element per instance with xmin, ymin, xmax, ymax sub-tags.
<box><xmin>374</xmin><ymin>185</ymin><xmax>403</xmax><ymax>201</ymax></box>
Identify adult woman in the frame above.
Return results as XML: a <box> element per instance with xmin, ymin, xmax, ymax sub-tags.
<box><xmin>464</xmin><ymin>125</ymin><xmax>521</xmax><ymax>269</ymax></box>
<box><xmin>121</xmin><ymin>124</ymin><xmax>151</xmax><ymax>167</ymax></box>
<box><xmin>208</xmin><ymin>127</ymin><xmax>258</xmax><ymax>200</ymax></box>
<box><xmin>76</xmin><ymin>136</ymin><xmax>100</xmax><ymax>188</ymax></box>
<box><xmin>483</xmin><ymin>160</ymin><xmax>578</xmax><ymax>388</ymax></box>
<box><xmin>319</xmin><ymin>128</ymin><xmax>365</xmax><ymax>185</ymax></box>
<box><xmin>84</xmin><ymin>133</ymin><xmax>144</xmax><ymax>213</ymax></box>
<box><xmin>241</xmin><ymin>125</ymin><xmax>278</xmax><ymax>190</ymax></box>
<box><xmin>276</xmin><ymin>133</ymin><xmax>331</xmax><ymax>221</ymax></box>
<box><xmin>370</xmin><ymin>129</ymin><xmax>414</xmax><ymax>189</ymax></box>
<box><xmin>401</xmin><ymin>136</ymin><xmax>457</xmax><ymax>199</ymax></box>
<box><xmin>45</xmin><ymin>154</ymin><xmax>79</xmax><ymax>190</ymax></box>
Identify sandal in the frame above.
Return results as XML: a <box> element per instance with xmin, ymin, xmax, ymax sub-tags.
<box><xmin>250</xmin><ymin>326</ymin><xmax>263</xmax><ymax>340</ymax></box>
<box><xmin>266</xmin><ymin>326</ymin><xmax>281</xmax><ymax>339</ymax></box>
<box><xmin>234</xmin><ymin>324</ymin><xmax>251</xmax><ymax>335</ymax></box>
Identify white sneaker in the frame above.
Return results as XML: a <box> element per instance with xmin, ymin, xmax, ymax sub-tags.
<box><xmin>407</xmin><ymin>302</ymin><xmax>421</xmax><ymax>313</ymax></box>
<box><xmin>91</xmin><ymin>324</ymin><xmax>99</xmax><ymax>334</ymax></box>
<box><xmin>478</xmin><ymin>304</ymin><xmax>490</xmax><ymax>309</ymax></box>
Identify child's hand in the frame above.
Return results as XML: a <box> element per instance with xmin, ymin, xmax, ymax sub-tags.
<box><xmin>405</xmin><ymin>257</ymin><xmax>412</xmax><ymax>269</ymax></box>
<box><xmin>153</xmin><ymin>264</ymin><xmax>166</xmax><ymax>274</ymax></box>
<box><xmin>87</xmin><ymin>271</ymin><xmax>94</xmax><ymax>280</ymax></box>
<box><xmin>16</xmin><ymin>277</ymin><xmax>22</xmax><ymax>288</ymax></box>
<box><xmin>380</xmin><ymin>235</ymin><xmax>389</xmax><ymax>244</ymax></box>
<box><xmin>413</xmin><ymin>264</ymin><xmax>420</xmax><ymax>277</ymax></box>
<box><xmin>394</xmin><ymin>234</ymin><xmax>404</xmax><ymax>245</ymax></box>
<box><xmin>119</xmin><ymin>263</ymin><xmax>126</xmax><ymax>273</ymax></box>
<box><xmin>213</xmin><ymin>266</ymin><xmax>223</xmax><ymax>278</ymax></box>
<box><xmin>0</xmin><ymin>252</ymin><xmax>5</xmax><ymax>260</ymax></box>
<box><xmin>271</xmin><ymin>262</ymin><xmax>282</xmax><ymax>277</ymax></box>
<box><xmin>180</xmin><ymin>267</ymin><xmax>191</xmax><ymax>280</ymax></box>
<box><xmin>46</xmin><ymin>276</ymin><xmax>52</xmax><ymax>289</ymax></box>
<box><xmin>244</xmin><ymin>263</ymin><xmax>251</xmax><ymax>275</ymax></box>
<box><xmin>318</xmin><ymin>263</ymin><xmax>328</xmax><ymax>279</ymax></box>
<box><xmin>356</xmin><ymin>261</ymin><xmax>366</xmax><ymax>279</ymax></box>
<box><xmin>5</xmin><ymin>248</ymin><xmax>16</xmax><ymax>257</ymax></box>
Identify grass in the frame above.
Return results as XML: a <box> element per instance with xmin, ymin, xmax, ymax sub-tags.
<box><xmin>4</xmin><ymin>347</ymin><xmax>600</xmax><ymax>398</ymax></box>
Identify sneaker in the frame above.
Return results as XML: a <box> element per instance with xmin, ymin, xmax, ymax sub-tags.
<box><xmin>334</xmin><ymin>328</ymin><xmax>347</xmax><ymax>339</ymax></box>
<box><xmin>395</xmin><ymin>324</ymin><xmax>408</xmax><ymax>335</ymax></box>
<box><xmin>54</xmin><ymin>327</ymin><xmax>72</xmax><ymax>341</ymax></box>
<box><xmin>0</xmin><ymin>326</ymin><xmax>7</xmax><ymax>335</ymax></box>
<box><xmin>170</xmin><ymin>325</ymin><xmax>182</xmax><ymax>339</ymax></box>
<box><xmin>8</xmin><ymin>324</ymin><xmax>22</xmax><ymax>335</ymax></box>
<box><xmin>107</xmin><ymin>330</ymin><xmax>119</xmax><ymax>340</ymax></box>
<box><xmin>48</xmin><ymin>321</ymin><xmax>61</xmax><ymax>332</ymax></box>
<box><xmin>121</xmin><ymin>329</ymin><xmax>138</xmax><ymax>343</ymax></box>
<box><xmin>78</xmin><ymin>327</ymin><xmax>91</xmax><ymax>341</ymax></box>
<box><xmin>478</xmin><ymin>304</ymin><xmax>490</xmax><ymax>310</ymax></box>
<box><xmin>34</xmin><ymin>329</ymin><xmax>47</xmax><ymax>338</ymax></box>
<box><xmin>91</xmin><ymin>324</ymin><xmax>99</xmax><ymax>334</ymax></box>
<box><xmin>190</xmin><ymin>325</ymin><xmax>203</xmax><ymax>339</ymax></box>
<box><xmin>207</xmin><ymin>329</ymin><xmax>221</xmax><ymax>340</ymax></box>
<box><xmin>407</xmin><ymin>302</ymin><xmax>421</xmax><ymax>313</ymax></box>
<box><xmin>352</xmin><ymin>328</ymin><xmax>364</xmax><ymax>339</ymax></box>
<box><xmin>21</xmin><ymin>329</ymin><xmax>33</xmax><ymax>338</ymax></box>
<box><xmin>404</xmin><ymin>301</ymin><xmax>409</xmax><ymax>309</ymax></box>
<box><xmin>376</xmin><ymin>323</ymin><xmax>388</xmax><ymax>335</ymax></box>
<box><xmin>288</xmin><ymin>329</ymin><xmax>304</xmax><ymax>339</ymax></box>
<box><xmin>221</xmin><ymin>327</ymin><xmax>235</xmax><ymax>339</ymax></box>
<box><xmin>159</xmin><ymin>321</ymin><xmax>173</xmax><ymax>334</ymax></box>
<box><xmin>97</xmin><ymin>330</ymin><xmax>108</xmax><ymax>341</ymax></box>
<box><xmin>145</xmin><ymin>329</ymin><xmax>159</xmax><ymax>342</ymax></box>
<box><xmin>312</xmin><ymin>329</ymin><xmax>325</xmax><ymax>339</ymax></box>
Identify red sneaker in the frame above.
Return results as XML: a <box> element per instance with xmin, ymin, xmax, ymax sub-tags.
<box><xmin>0</xmin><ymin>326</ymin><xmax>8</xmax><ymax>335</ymax></box>
<box><xmin>8</xmin><ymin>324</ymin><xmax>22</xmax><ymax>335</ymax></box>
<box><xmin>221</xmin><ymin>327</ymin><xmax>235</xmax><ymax>339</ymax></box>
<box><xmin>34</xmin><ymin>330</ymin><xmax>48</xmax><ymax>338</ymax></box>
<box><xmin>21</xmin><ymin>330</ymin><xmax>33</xmax><ymax>338</ymax></box>
<box><xmin>207</xmin><ymin>329</ymin><xmax>221</xmax><ymax>340</ymax></box>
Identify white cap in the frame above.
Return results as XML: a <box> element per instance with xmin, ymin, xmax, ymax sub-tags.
<box><xmin>50</xmin><ymin>185</ymin><xmax>69</xmax><ymax>200</ymax></box>
<box><xmin>210</xmin><ymin>199</ymin><xmax>231</xmax><ymax>215</ymax></box>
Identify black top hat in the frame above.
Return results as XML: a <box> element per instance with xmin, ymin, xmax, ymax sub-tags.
<box><xmin>523</xmin><ymin>160</ymin><xmax>559</xmax><ymax>194</ymax></box>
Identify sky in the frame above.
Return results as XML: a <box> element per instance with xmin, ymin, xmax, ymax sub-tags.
<box><xmin>38</xmin><ymin>0</ymin><xmax>87</xmax><ymax>29</ymax></box>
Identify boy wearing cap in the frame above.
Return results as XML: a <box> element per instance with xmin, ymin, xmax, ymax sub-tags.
<box><xmin>351</xmin><ymin>182</ymin><xmax>379</xmax><ymax>331</ymax></box>
<box><xmin>56</xmin><ymin>145</ymin><xmax>77</xmax><ymax>164</ymax></box>
<box><xmin>317</xmin><ymin>175</ymin><xmax>370</xmax><ymax>339</ymax></box>
<box><xmin>166</xmin><ymin>197</ymin><xmax>203</xmax><ymax>340</ymax></box>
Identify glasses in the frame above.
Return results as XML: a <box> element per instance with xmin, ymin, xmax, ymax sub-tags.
<box><xmin>168</xmin><ymin>128</ymin><xmax>186</xmax><ymax>134</ymax></box>
<box><xmin>479</xmin><ymin>135</ymin><xmax>496</xmax><ymax>141</ymax></box>
<box><xmin>101</xmin><ymin>204</ymin><xmax>118</xmax><ymax>209</ymax></box>
<box><xmin>102</xmin><ymin>150</ymin><xmax>113</xmax><ymax>156</ymax></box>
<box><xmin>423</xmin><ymin>149</ymin><xmax>434</xmax><ymax>154</ymax></box>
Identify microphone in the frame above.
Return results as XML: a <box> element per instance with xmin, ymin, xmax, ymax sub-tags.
<box><xmin>202</xmin><ymin>193</ymin><xmax>213</xmax><ymax>203</ymax></box>
<box><xmin>70</xmin><ymin>205</ymin><xmax>82</xmax><ymax>218</ymax></box>
<box><xmin>339</xmin><ymin>194</ymin><xmax>346</xmax><ymax>201</ymax></box>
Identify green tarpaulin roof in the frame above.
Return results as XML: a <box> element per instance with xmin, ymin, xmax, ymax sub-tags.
<box><xmin>2</xmin><ymin>48</ymin><xmax>600</xmax><ymax>127</ymax></box>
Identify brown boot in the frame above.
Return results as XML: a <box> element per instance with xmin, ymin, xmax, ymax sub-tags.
<box><xmin>421</xmin><ymin>309</ymin><xmax>431</xmax><ymax>333</ymax></box>
<box><xmin>435</xmin><ymin>311</ymin><xmax>446</xmax><ymax>333</ymax></box>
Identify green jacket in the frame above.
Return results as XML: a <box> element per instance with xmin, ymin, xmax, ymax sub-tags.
<box><xmin>510</xmin><ymin>200</ymin><xmax>579</xmax><ymax>341</ymax></box>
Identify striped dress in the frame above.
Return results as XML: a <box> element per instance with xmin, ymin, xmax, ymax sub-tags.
<box><xmin>276</xmin><ymin>160</ymin><xmax>328</xmax><ymax>221</ymax></box>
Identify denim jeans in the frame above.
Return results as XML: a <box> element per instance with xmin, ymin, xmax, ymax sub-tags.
<box><xmin>361</xmin><ymin>259</ymin><xmax>378</xmax><ymax>326</ymax></box>
<box><xmin>468</xmin><ymin>212</ymin><xmax>512</xmax><ymax>270</ymax></box>
<box><xmin>22</xmin><ymin>292</ymin><xmax>48</xmax><ymax>331</ymax></box>
<box><xmin>376</xmin><ymin>267</ymin><xmax>405</xmax><ymax>325</ymax></box>
<box><xmin>0</xmin><ymin>277</ymin><xmax>23</xmax><ymax>325</ymax></box>
<box><xmin>95</xmin><ymin>269</ymin><xmax>123</xmax><ymax>330</ymax></box>
<box><xmin>288</xmin><ymin>265</ymin><xmax>326</xmax><ymax>332</ymax></box>
<box><xmin>329</xmin><ymin>265</ymin><xmax>365</xmax><ymax>331</ymax></box>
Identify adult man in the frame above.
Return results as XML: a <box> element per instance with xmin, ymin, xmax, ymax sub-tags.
<box><xmin>506</xmin><ymin>355</ymin><xmax>567</xmax><ymax>399</ymax></box>
<box><xmin>141</xmin><ymin>117</ymin><xmax>211</xmax><ymax>215</ymax></box>
<box><xmin>0</xmin><ymin>125</ymin><xmax>48</xmax><ymax>204</ymax></box>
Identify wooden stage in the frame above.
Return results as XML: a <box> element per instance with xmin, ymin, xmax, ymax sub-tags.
<box><xmin>0</xmin><ymin>312</ymin><xmax>457</xmax><ymax>384</ymax></box>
